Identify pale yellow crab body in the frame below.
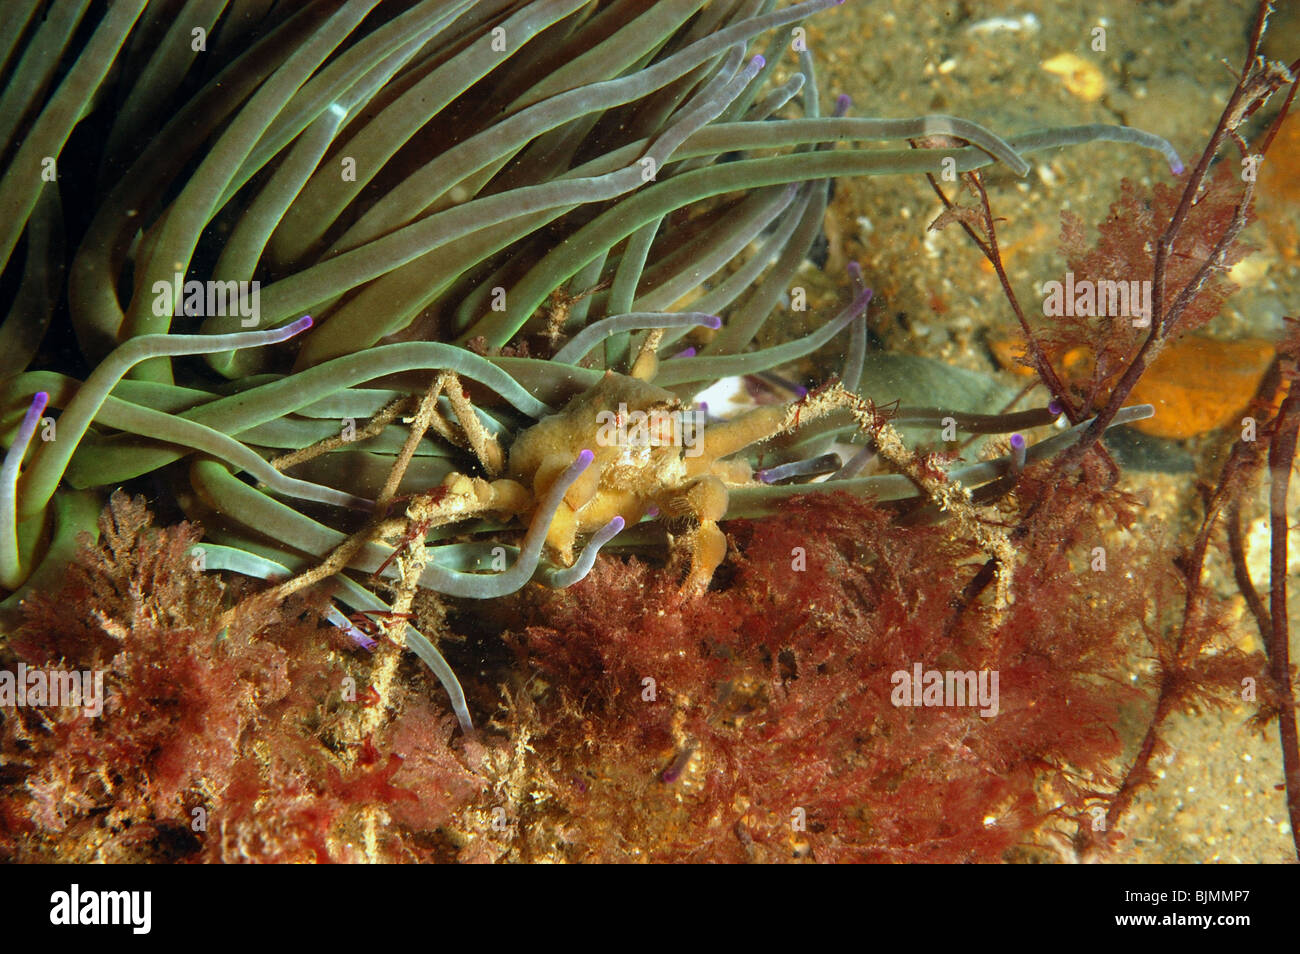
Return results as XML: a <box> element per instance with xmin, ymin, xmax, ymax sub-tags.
<box><xmin>506</xmin><ymin>370</ymin><xmax>787</xmax><ymax>593</ymax></box>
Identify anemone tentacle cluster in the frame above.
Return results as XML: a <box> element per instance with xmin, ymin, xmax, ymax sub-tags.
<box><xmin>0</xmin><ymin>0</ymin><xmax>1176</xmax><ymax>728</ymax></box>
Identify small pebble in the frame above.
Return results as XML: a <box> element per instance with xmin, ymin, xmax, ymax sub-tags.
<box><xmin>1041</xmin><ymin>52</ymin><xmax>1106</xmax><ymax>102</ymax></box>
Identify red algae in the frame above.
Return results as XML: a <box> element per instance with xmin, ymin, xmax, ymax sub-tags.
<box><xmin>496</xmin><ymin>487</ymin><xmax>1198</xmax><ymax>862</ymax></box>
<box><xmin>0</xmin><ymin>493</ymin><xmax>485</xmax><ymax>863</ymax></box>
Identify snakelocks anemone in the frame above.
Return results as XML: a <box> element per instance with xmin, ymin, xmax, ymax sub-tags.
<box><xmin>0</xmin><ymin>0</ymin><xmax>1178</xmax><ymax>732</ymax></box>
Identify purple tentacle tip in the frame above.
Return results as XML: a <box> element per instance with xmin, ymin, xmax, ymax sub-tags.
<box><xmin>646</xmin><ymin>505</ymin><xmax>660</xmax><ymax>518</ymax></box>
<box><xmin>752</xmin><ymin>54</ymin><xmax>765</xmax><ymax>69</ymax></box>
<box><xmin>1171</xmin><ymin>159</ymin><xmax>1185</xmax><ymax>175</ymax></box>
<box><xmin>1009</xmin><ymin>432</ymin><xmax>1028</xmax><ymax>476</ymax></box>
<box><xmin>702</xmin><ymin>315</ymin><xmax>722</xmax><ymax>329</ymax></box>
<box><xmin>17</xmin><ymin>391</ymin><xmax>49</xmax><ymax>432</ymax></box>
<box><xmin>836</xmin><ymin>93</ymin><xmax>851</xmax><ymax>114</ymax></box>
<box><xmin>287</xmin><ymin>314</ymin><xmax>313</xmax><ymax>334</ymax></box>
<box><xmin>609</xmin><ymin>516</ymin><xmax>626</xmax><ymax>532</ymax></box>
<box><xmin>846</xmin><ymin>261</ymin><xmax>862</xmax><ymax>279</ymax></box>
<box><xmin>795</xmin><ymin>385</ymin><xmax>809</xmax><ymax>398</ymax></box>
<box><xmin>672</xmin><ymin>347</ymin><xmax>697</xmax><ymax>359</ymax></box>
<box><xmin>577</xmin><ymin>448</ymin><xmax>595</xmax><ymax>466</ymax></box>
<box><xmin>1048</xmin><ymin>400</ymin><xmax>1063</xmax><ymax>416</ymax></box>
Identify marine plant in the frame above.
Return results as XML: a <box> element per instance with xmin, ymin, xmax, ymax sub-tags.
<box><xmin>0</xmin><ymin>0</ymin><xmax>1181</xmax><ymax>744</ymax></box>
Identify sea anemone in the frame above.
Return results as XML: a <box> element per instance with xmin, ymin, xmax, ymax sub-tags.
<box><xmin>0</xmin><ymin>0</ymin><xmax>1179</xmax><ymax>733</ymax></box>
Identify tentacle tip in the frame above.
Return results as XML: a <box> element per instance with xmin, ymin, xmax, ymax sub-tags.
<box><xmin>837</xmin><ymin>93</ymin><xmax>852</xmax><ymax>109</ymax></box>
<box><xmin>1170</xmin><ymin>158</ymin><xmax>1185</xmax><ymax>175</ymax></box>
<box><xmin>673</xmin><ymin>347</ymin><xmax>697</xmax><ymax>359</ymax></box>
<box><xmin>752</xmin><ymin>54</ymin><xmax>766</xmax><ymax>68</ymax></box>
<box><xmin>703</xmin><ymin>315</ymin><xmax>723</xmax><ymax>329</ymax></box>
<box><xmin>31</xmin><ymin>391</ymin><xmax>49</xmax><ymax>413</ymax></box>
<box><xmin>290</xmin><ymin>314</ymin><xmax>313</xmax><ymax>333</ymax></box>
<box><xmin>577</xmin><ymin>448</ymin><xmax>595</xmax><ymax>466</ymax></box>
<box><xmin>646</xmin><ymin>505</ymin><xmax>660</xmax><ymax>518</ymax></box>
<box><xmin>1010</xmin><ymin>433</ymin><xmax>1026</xmax><ymax>449</ymax></box>
<box><xmin>609</xmin><ymin>516</ymin><xmax>626</xmax><ymax>532</ymax></box>
<box><xmin>1048</xmin><ymin>399</ymin><xmax>1063</xmax><ymax>416</ymax></box>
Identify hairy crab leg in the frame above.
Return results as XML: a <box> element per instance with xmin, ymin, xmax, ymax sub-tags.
<box><xmin>726</xmin><ymin>405</ymin><xmax>1156</xmax><ymax>517</ymax></box>
<box><xmin>190</xmin><ymin>449</ymin><xmax>619</xmax><ymax>600</ymax></box>
<box><xmin>191</xmin><ymin>543</ymin><xmax>474</xmax><ymax>733</ymax></box>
